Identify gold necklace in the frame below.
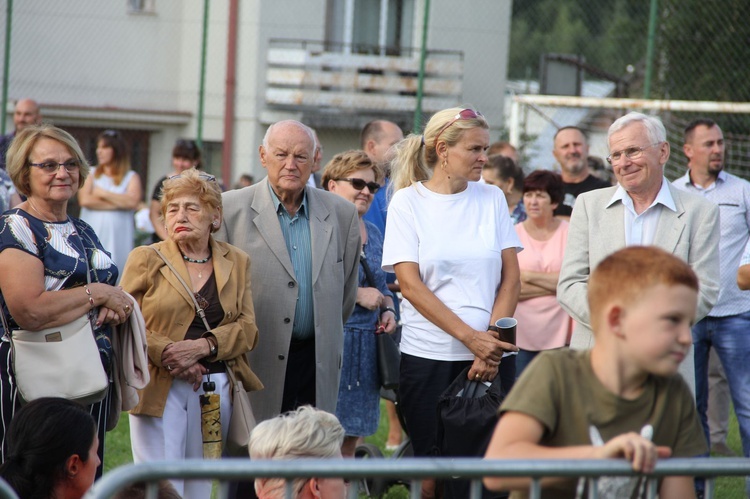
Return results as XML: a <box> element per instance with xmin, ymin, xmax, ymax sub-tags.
<box><xmin>186</xmin><ymin>261</ymin><xmax>210</xmax><ymax>280</ymax></box>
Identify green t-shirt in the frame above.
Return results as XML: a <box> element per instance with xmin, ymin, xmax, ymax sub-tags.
<box><xmin>499</xmin><ymin>349</ymin><xmax>707</xmax><ymax>499</ymax></box>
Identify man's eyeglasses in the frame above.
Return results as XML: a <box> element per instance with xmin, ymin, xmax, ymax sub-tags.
<box><xmin>435</xmin><ymin>109</ymin><xmax>484</xmax><ymax>143</ymax></box>
<box><xmin>168</xmin><ymin>172</ymin><xmax>216</xmax><ymax>182</ymax></box>
<box><xmin>335</xmin><ymin>178</ymin><xmax>381</xmax><ymax>193</ymax></box>
<box><xmin>606</xmin><ymin>143</ymin><xmax>661</xmax><ymax>165</ymax></box>
<box><xmin>29</xmin><ymin>160</ymin><xmax>81</xmax><ymax>175</ymax></box>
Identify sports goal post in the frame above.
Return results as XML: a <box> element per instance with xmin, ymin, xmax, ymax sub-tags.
<box><xmin>508</xmin><ymin>94</ymin><xmax>750</xmax><ymax>180</ymax></box>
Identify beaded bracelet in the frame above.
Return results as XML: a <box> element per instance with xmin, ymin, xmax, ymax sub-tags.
<box><xmin>83</xmin><ymin>285</ymin><xmax>95</xmax><ymax>308</ymax></box>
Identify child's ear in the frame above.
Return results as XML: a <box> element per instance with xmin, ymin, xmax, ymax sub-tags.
<box><xmin>308</xmin><ymin>477</ymin><xmax>323</xmax><ymax>498</ymax></box>
<box><xmin>607</xmin><ymin>304</ymin><xmax>625</xmax><ymax>338</ymax></box>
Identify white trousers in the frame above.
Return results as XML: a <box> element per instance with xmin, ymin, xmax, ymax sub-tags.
<box><xmin>130</xmin><ymin>373</ymin><xmax>231</xmax><ymax>499</ymax></box>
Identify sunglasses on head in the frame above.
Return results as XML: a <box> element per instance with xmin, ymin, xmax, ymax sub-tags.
<box><xmin>435</xmin><ymin>109</ymin><xmax>484</xmax><ymax>143</ymax></box>
<box><xmin>101</xmin><ymin>129</ymin><xmax>120</xmax><ymax>138</ymax></box>
<box><xmin>335</xmin><ymin>178</ymin><xmax>380</xmax><ymax>193</ymax></box>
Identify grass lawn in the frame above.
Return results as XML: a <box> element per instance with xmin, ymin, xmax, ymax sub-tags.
<box><xmin>105</xmin><ymin>403</ymin><xmax>746</xmax><ymax>498</ymax></box>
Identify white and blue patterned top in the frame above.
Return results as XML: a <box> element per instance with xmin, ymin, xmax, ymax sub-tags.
<box><xmin>0</xmin><ymin>209</ymin><xmax>119</xmax><ymax>368</ymax></box>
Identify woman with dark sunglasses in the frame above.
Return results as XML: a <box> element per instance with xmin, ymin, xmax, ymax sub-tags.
<box><xmin>382</xmin><ymin>107</ymin><xmax>521</xmax><ymax>498</ymax></box>
<box><xmin>321</xmin><ymin>150</ymin><xmax>397</xmax><ymax>457</ymax></box>
<box><xmin>78</xmin><ymin>129</ymin><xmax>143</xmax><ymax>278</ymax></box>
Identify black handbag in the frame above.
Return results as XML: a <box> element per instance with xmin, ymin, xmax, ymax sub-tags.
<box><xmin>436</xmin><ymin>365</ymin><xmax>509</xmax><ymax>499</ymax></box>
<box><xmin>360</xmin><ymin>253</ymin><xmax>401</xmax><ymax>390</ymax></box>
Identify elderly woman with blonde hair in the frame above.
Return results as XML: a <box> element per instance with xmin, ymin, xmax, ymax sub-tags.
<box><xmin>249</xmin><ymin>406</ymin><xmax>347</xmax><ymax>499</ymax></box>
<box><xmin>121</xmin><ymin>168</ymin><xmax>262</xmax><ymax>499</ymax></box>
<box><xmin>321</xmin><ymin>150</ymin><xmax>397</xmax><ymax>457</ymax></box>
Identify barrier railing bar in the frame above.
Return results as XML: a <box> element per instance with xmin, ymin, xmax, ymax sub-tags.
<box><xmin>410</xmin><ymin>478</ymin><xmax>421</xmax><ymax>499</ymax></box>
<box><xmin>0</xmin><ymin>479</ymin><xmax>17</xmax><ymax>499</ymax></box>
<box><xmin>589</xmin><ymin>477</ymin><xmax>598</xmax><ymax>499</ymax></box>
<box><xmin>86</xmin><ymin>457</ymin><xmax>750</xmax><ymax>498</ymax></box>
<box><xmin>529</xmin><ymin>477</ymin><xmax>541</xmax><ymax>499</ymax></box>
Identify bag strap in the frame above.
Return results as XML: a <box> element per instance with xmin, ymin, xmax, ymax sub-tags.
<box><xmin>70</xmin><ymin>218</ymin><xmax>92</xmax><ymax>286</ymax></box>
<box><xmin>359</xmin><ymin>251</ymin><xmax>377</xmax><ymax>288</ymax></box>
<box><xmin>149</xmin><ymin>246</ymin><xmax>211</xmax><ymax>332</ymax></box>
<box><xmin>150</xmin><ymin>246</ymin><xmax>238</xmax><ymax>385</ymax></box>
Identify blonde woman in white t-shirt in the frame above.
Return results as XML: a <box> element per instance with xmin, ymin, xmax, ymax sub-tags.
<box><xmin>382</xmin><ymin>107</ymin><xmax>521</xmax><ymax>499</ymax></box>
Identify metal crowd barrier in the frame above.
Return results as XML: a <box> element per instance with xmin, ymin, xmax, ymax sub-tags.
<box><xmin>85</xmin><ymin>457</ymin><xmax>750</xmax><ymax>499</ymax></box>
<box><xmin>0</xmin><ymin>479</ymin><xmax>17</xmax><ymax>499</ymax></box>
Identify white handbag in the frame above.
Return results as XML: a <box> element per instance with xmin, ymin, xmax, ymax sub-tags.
<box><xmin>8</xmin><ymin>314</ymin><xmax>109</xmax><ymax>405</ymax></box>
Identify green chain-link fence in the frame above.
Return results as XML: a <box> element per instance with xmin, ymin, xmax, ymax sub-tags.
<box><xmin>506</xmin><ymin>0</ymin><xmax>750</xmax><ymax>178</ymax></box>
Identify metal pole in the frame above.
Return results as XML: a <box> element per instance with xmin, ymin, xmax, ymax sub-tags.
<box><xmin>412</xmin><ymin>0</ymin><xmax>431</xmax><ymax>133</ymax></box>
<box><xmin>1</xmin><ymin>0</ymin><xmax>13</xmax><ymax>136</ymax></box>
<box><xmin>643</xmin><ymin>0</ymin><xmax>658</xmax><ymax>99</ymax></box>
<box><xmin>196</xmin><ymin>0</ymin><xmax>209</xmax><ymax>147</ymax></box>
<box><xmin>222</xmin><ymin>0</ymin><xmax>239</xmax><ymax>187</ymax></box>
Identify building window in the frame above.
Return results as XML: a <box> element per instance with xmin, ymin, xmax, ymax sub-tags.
<box><xmin>327</xmin><ymin>0</ymin><xmax>415</xmax><ymax>56</ymax></box>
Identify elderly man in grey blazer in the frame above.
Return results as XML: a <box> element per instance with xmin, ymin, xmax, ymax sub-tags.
<box><xmin>216</xmin><ymin>120</ymin><xmax>360</xmax><ymax>423</ymax></box>
<box><xmin>557</xmin><ymin>112</ymin><xmax>720</xmax><ymax>393</ymax></box>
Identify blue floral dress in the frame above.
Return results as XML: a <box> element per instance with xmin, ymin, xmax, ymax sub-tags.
<box><xmin>335</xmin><ymin>221</ymin><xmax>393</xmax><ymax>436</ymax></box>
<box><xmin>0</xmin><ymin>209</ymin><xmax>118</xmax><ymax>474</ymax></box>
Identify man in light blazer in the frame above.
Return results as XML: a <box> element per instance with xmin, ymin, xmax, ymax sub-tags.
<box><xmin>558</xmin><ymin>112</ymin><xmax>720</xmax><ymax>394</ymax></box>
<box><xmin>216</xmin><ymin>120</ymin><xmax>360</xmax><ymax>423</ymax></box>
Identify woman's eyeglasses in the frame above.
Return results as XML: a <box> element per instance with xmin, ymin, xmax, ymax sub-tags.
<box><xmin>435</xmin><ymin>108</ymin><xmax>484</xmax><ymax>143</ymax></box>
<box><xmin>335</xmin><ymin>178</ymin><xmax>380</xmax><ymax>193</ymax></box>
<box><xmin>168</xmin><ymin>172</ymin><xmax>216</xmax><ymax>182</ymax></box>
<box><xmin>29</xmin><ymin>160</ymin><xmax>81</xmax><ymax>175</ymax></box>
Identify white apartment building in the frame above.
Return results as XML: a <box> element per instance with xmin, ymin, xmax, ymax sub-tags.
<box><xmin>0</xmin><ymin>0</ymin><xmax>511</xmax><ymax>194</ymax></box>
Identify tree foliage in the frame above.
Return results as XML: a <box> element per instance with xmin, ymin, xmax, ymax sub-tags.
<box><xmin>508</xmin><ymin>0</ymin><xmax>649</xmax><ymax>82</ymax></box>
<box><xmin>509</xmin><ymin>0</ymin><xmax>750</xmax><ymax>130</ymax></box>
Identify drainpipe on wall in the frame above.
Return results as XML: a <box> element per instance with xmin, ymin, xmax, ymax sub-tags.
<box><xmin>413</xmin><ymin>0</ymin><xmax>431</xmax><ymax>134</ymax></box>
<box><xmin>1</xmin><ymin>0</ymin><xmax>13</xmax><ymax>136</ymax></box>
<box><xmin>222</xmin><ymin>0</ymin><xmax>239</xmax><ymax>186</ymax></box>
<box><xmin>196</xmin><ymin>0</ymin><xmax>210</xmax><ymax>147</ymax></box>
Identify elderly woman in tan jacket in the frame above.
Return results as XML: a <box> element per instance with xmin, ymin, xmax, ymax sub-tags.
<box><xmin>121</xmin><ymin>169</ymin><xmax>262</xmax><ymax>499</ymax></box>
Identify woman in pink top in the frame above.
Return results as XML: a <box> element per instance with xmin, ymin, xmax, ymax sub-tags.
<box><xmin>514</xmin><ymin>170</ymin><xmax>571</xmax><ymax>378</ymax></box>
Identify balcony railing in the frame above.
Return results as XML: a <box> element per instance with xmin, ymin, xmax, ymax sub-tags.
<box><xmin>265</xmin><ymin>39</ymin><xmax>463</xmax><ymax>121</ymax></box>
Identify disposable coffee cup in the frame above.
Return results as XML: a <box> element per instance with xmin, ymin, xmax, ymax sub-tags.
<box><xmin>495</xmin><ymin>317</ymin><xmax>518</xmax><ymax>358</ymax></box>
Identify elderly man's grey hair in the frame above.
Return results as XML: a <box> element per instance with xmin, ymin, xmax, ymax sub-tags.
<box><xmin>608</xmin><ymin>112</ymin><xmax>667</xmax><ymax>145</ymax></box>
<box><xmin>261</xmin><ymin>120</ymin><xmax>316</xmax><ymax>150</ymax></box>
